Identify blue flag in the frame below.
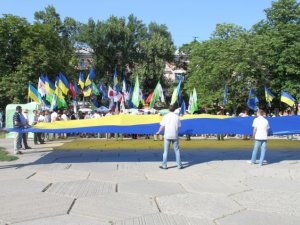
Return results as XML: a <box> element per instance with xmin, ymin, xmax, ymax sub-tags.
<box><xmin>98</xmin><ymin>82</ymin><xmax>108</xmax><ymax>101</ymax></box>
<box><xmin>179</xmin><ymin>101</ymin><xmax>186</xmax><ymax>116</ymax></box>
<box><xmin>247</xmin><ymin>87</ymin><xmax>259</xmax><ymax>111</ymax></box>
<box><xmin>113</xmin><ymin>68</ymin><xmax>120</xmax><ymax>95</ymax></box>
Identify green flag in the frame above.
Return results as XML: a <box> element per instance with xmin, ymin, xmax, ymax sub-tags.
<box><xmin>189</xmin><ymin>88</ymin><xmax>198</xmax><ymax>114</ymax></box>
<box><xmin>170</xmin><ymin>88</ymin><xmax>178</xmax><ymax>105</ymax></box>
<box><xmin>149</xmin><ymin>82</ymin><xmax>160</xmax><ymax>108</ymax></box>
<box><xmin>57</xmin><ymin>96</ymin><xmax>67</xmax><ymax>108</ymax></box>
<box><xmin>46</xmin><ymin>94</ymin><xmax>53</xmax><ymax>104</ymax></box>
<box><xmin>132</xmin><ymin>76</ymin><xmax>140</xmax><ymax>107</ymax></box>
<box><xmin>92</xmin><ymin>82</ymin><xmax>100</xmax><ymax>95</ymax></box>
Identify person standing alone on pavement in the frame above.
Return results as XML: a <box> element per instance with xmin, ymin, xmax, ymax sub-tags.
<box><xmin>249</xmin><ymin>109</ymin><xmax>270</xmax><ymax>166</ymax></box>
<box><xmin>13</xmin><ymin>106</ymin><xmax>23</xmax><ymax>154</ymax></box>
<box><xmin>156</xmin><ymin>105</ymin><xmax>183</xmax><ymax>169</ymax></box>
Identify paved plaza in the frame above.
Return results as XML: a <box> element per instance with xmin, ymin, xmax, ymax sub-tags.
<box><xmin>0</xmin><ymin>138</ymin><xmax>300</xmax><ymax>225</ymax></box>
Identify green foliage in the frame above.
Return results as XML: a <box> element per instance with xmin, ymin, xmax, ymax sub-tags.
<box><xmin>1</xmin><ymin>1</ymin><xmax>300</xmax><ymax>114</ymax></box>
<box><xmin>78</xmin><ymin>15</ymin><xmax>175</xmax><ymax>93</ymax></box>
<box><xmin>0</xmin><ymin>6</ymin><xmax>78</xmax><ymax>109</ymax></box>
<box><xmin>184</xmin><ymin>0</ymin><xmax>300</xmax><ymax>113</ymax></box>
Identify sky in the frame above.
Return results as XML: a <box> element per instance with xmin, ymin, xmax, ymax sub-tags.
<box><xmin>0</xmin><ymin>0</ymin><xmax>274</xmax><ymax>47</ymax></box>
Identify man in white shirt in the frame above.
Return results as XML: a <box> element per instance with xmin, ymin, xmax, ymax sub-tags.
<box><xmin>156</xmin><ymin>105</ymin><xmax>183</xmax><ymax>169</ymax></box>
<box><xmin>20</xmin><ymin>109</ymin><xmax>31</xmax><ymax>149</ymax></box>
<box><xmin>249</xmin><ymin>109</ymin><xmax>270</xmax><ymax>166</ymax></box>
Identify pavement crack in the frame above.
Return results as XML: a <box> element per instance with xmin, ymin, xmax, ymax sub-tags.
<box><xmin>87</xmin><ymin>172</ymin><xmax>91</xmax><ymax>179</ymax></box>
<box><xmin>116</xmin><ymin>184</ymin><xmax>118</xmax><ymax>193</ymax></box>
<box><xmin>67</xmin><ymin>198</ymin><xmax>77</xmax><ymax>214</ymax></box>
<box><xmin>154</xmin><ymin>197</ymin><xmax>162</xmax><ymax>213</ymax></box>
<box><xmin>26</xmin><ymin>172</ymin><xmax>36</xmax><ymax>179</ymax></box>
<box><xmin>42</xmin><ymin>183</ymin><xmax>53</xmax><ymax>192</ymax></box>
<box><xmin>213</xmin><ymin>207</ymin><xmax>247</xmax><ymax>224</ymax></box>
<box><xmin>228</xmin><ymin>189</ymin><xmax>252</xmax><ymax>198</ymax></box>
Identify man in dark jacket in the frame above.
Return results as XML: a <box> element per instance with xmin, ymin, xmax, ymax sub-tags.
<box><xmin>13</xmin><ymin>106</ymin><xmax>23</xmax><ymax>154</ymax></box>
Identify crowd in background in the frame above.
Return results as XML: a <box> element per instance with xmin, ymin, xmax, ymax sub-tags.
<box><xmin>6</xmin><ymin>103</ymin><xmax>300</xmax><ymax>145</ymax></box>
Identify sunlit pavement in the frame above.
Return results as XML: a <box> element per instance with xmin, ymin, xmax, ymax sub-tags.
<box><xmin>0</xmin><ymin>138</ymin><xmax>300</xmax><ymax>225</ymax></box>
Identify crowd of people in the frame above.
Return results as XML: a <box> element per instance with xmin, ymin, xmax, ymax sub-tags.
<box><xmin>9</xmin><ymin>104</ymin><xmax>299</xmax><ymax>169</ymax></box>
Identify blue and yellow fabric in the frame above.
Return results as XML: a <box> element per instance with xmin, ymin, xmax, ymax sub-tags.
<box><xmin>9</xmin><ymin>114</ymin><xmax>300</xmax><ymax>136</ymax></box>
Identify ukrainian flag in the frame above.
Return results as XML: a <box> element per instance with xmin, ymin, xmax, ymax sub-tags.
<box><xmin>55</xmin><ymin>77</ymin><xmax>64</xmax><ymax>99</ymax></box>
<box><xmin>78</xmin><ymin>72</ymin><xmax>85</xmax><ymax>89</ymax></box>
<box><xmin>83</xmin><ymin>86</ymin><xmax>92</xmax><ymax>97</ymax></box>
<box><xmin>264</xmin><ymin>86</ymin><xmax>275</xmax><ymax>106</ymax></box>
<box><xmin>85</xmin><ymin>69</ymin><xmax>95</xmax><ymax>87</ymax></box>
<box><xmin>58</xmin><ymin>72</ymin><xmax>70</xmax><ymax>95</ymax></box>
<box><xmin>281</xmin><ymin>91</ymin><xmax>296</xmax><ymax>107</ymax></box>
<box><xmin>28</xmin><ymin>83</ymin><xmax>42</xmax><ymax>104</ymax></box>
<box><xmin>44</xmin><ymin>75</ymin><xmax>55</xmax><ymax>95</ymax></box>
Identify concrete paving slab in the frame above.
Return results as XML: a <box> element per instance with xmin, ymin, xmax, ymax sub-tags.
<box><xmin>119</xmin><ymin>180</ymin><xmax>185</xmax><ymax>197</ymax></box>
<box><xmin>1</xmin><ymin>137</ymin><xmax>300</xmax><ymax>224</ymax></box>
<box><xmin>0</xmin><ymin>179</ymin><xmax>48</xmax><ymax>197</ymax></box>
<box><xmin>89</xmin><ymin>170</ymin><xmax>146</xmax><ymax>183</ymax></box>
<box><xmin>28</xmin><ymin>169</ymin><xmax>90</xmax><ymax>183</ymax></box>
<box><xmin>70</xmin><ymin>162</ymin><xmax>117</xmax><ymax>172</ymax></box>
<box><xmin>157</xmin><ymin>193</ymin><xmax>243</xmax><ymax>220</ymax></box>
<box><xmin>247</xmin><ymin>166</ymin><xmax>295</xmax><ymax>179</ymax></box>
<box><xmin>241</xmin><ymin>177</ymin><xmax>300</xmax><ymax>193</ymax></box>
<box><xmin>198</xmin><ymin>161</ymin><xmax>254</xmax><ymax>181</ymax></box>
<box><xmin>71</xmin><ymin>193</ymin><xmax>158</xmax><ymax>223</ymax></box>
<box><xmin>289</xmin><ymin>168</ymin><xmax>300</xmax><ymax>181</ymax></box>
<box><xmin>115</xmin><ymin>213</ymin><xmax>214</xmax><ymax>225</ymax></box>
<box><xmin>145</xmin><ymin>169</ymin><xmax>202</xmax><ymax>183</ymax></box>
<box><xmin>0</xmin><ymin>193</ymin><xmax>74</xmax><ymax>224</ymax></box>
<box><xmin>117</xmin><ymin>162</ymin><xmax>162</xmax><ymax>173</ymax></box>
<box><xmin>46</xmin><ymin>180</ymin><xmax>116</xmax><ymax>198</ymax></box>
<box><xmin>14</xmin><ymin>214</ymin><xmax>110</xmax><ymax>225</ymax></box>
<box><xmin>216</xmin><ymin>210</ymin><xmax>300</xmax><ymax>225</ymax></box>
<box><xmin>0</xmin><ymin>168</ymin><xmax>35</xmax><ymax>181</ymax></box>
<box><xmin>22</xmin><ymin>162</ymin><xmax>74</xmax><ymax>172</ymax></box>
<box><xmin>182</xmin><ymin>177</ymin><xmax>249</xmax><ymax>195</ymax></box>
<box><xmin>231</xmin><ymin>190</ymin><xmax>300</xmax><ymax>216</ymax></box>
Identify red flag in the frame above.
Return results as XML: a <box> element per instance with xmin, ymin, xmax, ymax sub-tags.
<box><xmin>69</xmin><ymin>82</ymin><xmax>76</xmax><ymax>99</ymax></box>
<box><xmin>146</xmin><ymin>91</ymin><xmax>154</xmax><ymax>104</ymax></box>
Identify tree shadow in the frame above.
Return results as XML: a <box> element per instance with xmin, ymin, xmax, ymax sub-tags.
<box><xmin>0</xmin><ymin>148</ymin><xmax>299</xmax><ymax>170</ymax></box>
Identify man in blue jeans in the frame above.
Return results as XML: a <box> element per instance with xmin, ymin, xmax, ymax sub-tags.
<box><xmin>156</xmin><ymin>105</ymin><xmax>183</xmax><ymax>169</ymax></box>
<box><xmin>249</xmin><ymin>109</ymin><xmax>270</xmax><ymax>166</ymax></box>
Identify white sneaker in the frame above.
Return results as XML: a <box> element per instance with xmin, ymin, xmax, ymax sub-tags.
<box><xmin>247</xmin><ymin>160</ymin><xmax>255</xmax><ymax>164</ymax></box>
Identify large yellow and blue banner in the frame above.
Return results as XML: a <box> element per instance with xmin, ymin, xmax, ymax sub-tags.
<box><xmin>9</xmin><ymin>114</ymin><xmax>300</xmax><ymax>136</ymax></box>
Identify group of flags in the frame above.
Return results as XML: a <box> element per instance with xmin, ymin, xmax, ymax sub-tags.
<box><xmin>27</xmin><ymin>68</ymin><xmax>199</xmax><ymax>114</ymax></box>
<box><xmin>28</xmin><ymin>69</ymin><xmax>297</xmax><ymax>114</ymax></box>
<box><xmin>221</xmin><ymin>85</ymin><xmax>297</xmax><ymax>111</ymax></box>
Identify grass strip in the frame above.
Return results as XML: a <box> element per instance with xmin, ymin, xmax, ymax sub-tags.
<box><xmin>0</xmin><ymin>147</ymin><xmax>18</xmax><ymax>161</ymax></box>
<box><xmin>54</xmin><ymin>139</ymin><xmax>300</xmax><ymax>151</ymax></box>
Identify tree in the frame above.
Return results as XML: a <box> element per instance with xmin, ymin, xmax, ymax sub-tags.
<box><xmin>0</xmin><ymin>15</ymin><xmax>30</xmax><ymax>106</ymax></box>
<box><xmin>184</xmin><ymin>0</ymin><xmax>300</xmax><ymax>113</ymax></box>
<box><xmin>78</xmin><ymin>15</ymin><xmax>175</xmax><ymax>94</ymax></box>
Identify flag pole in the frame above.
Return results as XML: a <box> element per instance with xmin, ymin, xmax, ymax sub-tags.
<box><xmin>27</xmin><ymin>82</ymin><xmax>30</xmax><ymax>103</ymax></box>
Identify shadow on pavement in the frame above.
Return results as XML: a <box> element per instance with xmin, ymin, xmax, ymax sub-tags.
<box><xmin>1</xmin><ymin>148</ymin><xmax>299</xmax><ymax>170</ymax></box>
